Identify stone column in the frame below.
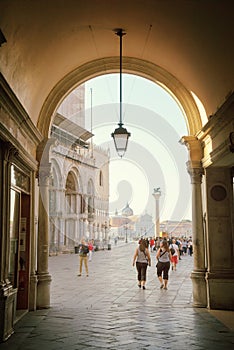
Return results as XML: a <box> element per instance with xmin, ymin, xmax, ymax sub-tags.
<box><xmin>36</xmin><ymin>139</ymin><xmax>53</xmax><ymax>309</ymax></box>
<box><xmin>29</xmin><ymin>172</ymin><xmax>38</xmax><ymax>311</ymax></box>
<box><xmin>152</xmin><ymin>188</ymin><xmax>161</xmax><ymax>238</ymax></box>
<box><xmin>180</xmin><ymin>136</ymin><xmax>207</xmax><ymax>307</ymax></box>
<box><xmin>37</xmin><ymin>163</ymin><xmax>52</xmax><ymax>308</ymax></box>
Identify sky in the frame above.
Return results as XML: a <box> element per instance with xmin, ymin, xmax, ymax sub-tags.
<box><xmin>84</xmin><ymin>73</ymin><xmax>192</xmax><ymax>222</ymax></box>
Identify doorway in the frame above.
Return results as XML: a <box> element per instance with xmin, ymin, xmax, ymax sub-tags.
<box><xmin>9</xmin><ymin>165</ymin><xmax>31</xmax><ymax>318</ymax></box>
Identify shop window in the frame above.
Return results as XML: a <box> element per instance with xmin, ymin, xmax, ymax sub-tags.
<box><xmin>8</xmin><ymin>189</ymin><xmax>20</xmax><ymax>288</ymax></box>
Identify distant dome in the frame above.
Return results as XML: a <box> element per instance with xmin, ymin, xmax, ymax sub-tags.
<box><xmin>122</xmin><ymin>203</ymin><xmax>133</xmax><ymax>217</ymax></box>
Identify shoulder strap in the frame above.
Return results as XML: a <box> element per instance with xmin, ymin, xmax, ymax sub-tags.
<box><xmin>159</xmin><ymin>250</ymin><xmax>167</xmax><ymax>258</ymax></box>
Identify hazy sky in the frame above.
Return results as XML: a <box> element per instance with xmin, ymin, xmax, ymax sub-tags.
<box><xmin>84</xmin><ymin>73</ymin><xmax>192</xmax><ymax>222</ymax></box>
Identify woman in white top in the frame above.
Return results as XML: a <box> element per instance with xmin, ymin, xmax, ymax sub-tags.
<box><xmin>133</xmin><ymin>239</ymin><xmax>151</xmax><ymax>289</ymax></box>
<box><xmin>156</xmin><ymin>239</ymin><xmax>172</xmax><ymax>290</ymax></box>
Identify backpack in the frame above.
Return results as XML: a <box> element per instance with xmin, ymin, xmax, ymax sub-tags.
<box><xmin>80</xmin><ymin>244</ymin><xmax>89</xmax><ymax>254</ymax></box>
<box><xmin>170</xmin><ymin>246</ymin><xmax>175</xmax><ymax>255</ymax></box>
<box><xmin>83</xmin><ymin>245</ymin><xmax>89</xmax><ymax>254</ymax></box>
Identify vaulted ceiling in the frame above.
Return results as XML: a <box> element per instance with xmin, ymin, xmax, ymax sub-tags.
<box><xmin>0</xmin><ymin>0</ymin><xmax>233</xmax><ymax>129</ymax></box>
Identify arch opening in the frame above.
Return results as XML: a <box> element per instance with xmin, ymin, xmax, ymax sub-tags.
<box><xmin>37</xmin><ymin>57</ymin><xmax>203</xmax><ymax>138</ymax></box>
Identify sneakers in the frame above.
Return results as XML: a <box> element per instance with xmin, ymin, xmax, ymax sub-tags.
<box><xmin>163</xmin><ymin>286</ymin><xmax>168</xmax><ymax>290</ymax></box>
<box><xmin>138</xmin><ymin>284</ymin><xmax>141</xmax><ymax>288</ymax></box>
<box><xmin>77</xmin><ymin>274</ymin><xmax>81</xmax><ymax>277</ymax></box>
<box><xmin>142</xmin><ymin>286</ymin><xmax>146</xmax><ymax>290</ymax></box>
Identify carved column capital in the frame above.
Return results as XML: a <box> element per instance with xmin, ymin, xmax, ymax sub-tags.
<box><xmin>38</xmin><ymin>164</ymin><xmax>51</xmax><ymax>187</ymax></box>
<box><xmin>180</xmin><ymin>136</ymin><xmax>203</xmax><ymax>165</ymax></box>
<box><xmin>186</xmin><ymin>161</ymin><xmax>204</xmax><ymax>184</ymax></box>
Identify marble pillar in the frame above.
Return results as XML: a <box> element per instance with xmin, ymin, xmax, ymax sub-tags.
<box><xmin>152</xmin><ymin>188</ymin><xmax>161</xmax><ymax>239</ymax></box>
<box><xmin>36</xmin><ymin>139</ymin><xmax>54</xmax><ymax>309</ymax></box>
<box><xmin>180</xmin><ymin>136</ymin><xmax>207</xmax><ymax>307</ymax></box>
<box><xmin>37</xmin><ymin>164</ymin><xmax>52</xmax><ymax>308</ymax></box>
<box><xmin>187</xmin><ymin>163</ymin><xmax>207</xmax><ymax>307</ymax></box>
<box><xmin>29</xmin><ymin>174</ymin><xmax>38</xmax><ymax>311</ymax></box>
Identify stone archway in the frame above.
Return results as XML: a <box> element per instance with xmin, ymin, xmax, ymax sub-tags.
<box><xmin>37</xmin><ymin>57</ymin><xmax>202</xmax><ymax>138</ymax></box>
<box><xmin>36</xmin><ymin>57</ymin><xmax>208</xmax><ymax>309</ymax></box>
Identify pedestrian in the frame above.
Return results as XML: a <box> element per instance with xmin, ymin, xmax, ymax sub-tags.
<box><xmin>132</xmin><ymin>239</ymin><xmax>151</xmax><ymax>289</ymax></box>
<box><xmin>182</xmin><ymin>239</ymin><xmax>188</xmax><ymax>255</ymax></box>
<box><xmin>176</xmin><ymin>238</ymin><xmax>183</xmax><ymax>259</ymax></box>
<box><xmin>156</xmin><ymin>239</ymin><xmax>172</xmax><ymax>290</ymax></box>
<box><xmin>145</xmin><ymin>237</ymin><xmax>149</xmax><ymax>248</ymax></box>
<box><xmin>170</xmin><ymin>238</ymin><xmax>179</xmax><ymax>271</ymax></box>
<box><xmin>150</xmin><ymin>237</ymin><xmax>155</xmax><ymax>252</ymax></box>
<box><xmin>88</xmin><ymin>239</ymin><xmax>94</xmax><ymax>262</ymax></box>
<box><xmin>188</xmin><ymin>239</ymin><xmax>193</xmax><ymax>256</ymax></box>
<box><xmin>77</xmin><ymin>238</ymin><xmax>89</xmax><ymax>277</ymax></box>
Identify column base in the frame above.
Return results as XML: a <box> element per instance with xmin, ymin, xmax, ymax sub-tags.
<box><xmin>190</xmin><ymin>270</ymin><xmax>207</xmax><ymax>308</ymax></box>
<box><xmin>206</xmin><ymin>271</ymin><xmax>234</xmax><ymax>310</ymax></box>
<box><xmin>36</xmin><ymin>273</ymin><xmax>52</xmax><ymax>309</ymax></box>
<box><xmin>29</xmin><ymin>274</ymin><xmax>38</xmax><ymax>311</ymax></box>
<box><xmin>0</xmin><ymin>283</ymin><xmax>17</xmax><ymax>342</ymax></box>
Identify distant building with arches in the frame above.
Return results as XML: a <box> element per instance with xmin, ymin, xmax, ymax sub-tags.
<box><xmin>49</xmin><ymin>86</ymin><xmax>109</xmax><ymax>253</ymax></box>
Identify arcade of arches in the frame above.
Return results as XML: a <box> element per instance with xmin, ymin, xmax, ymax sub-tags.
<box><xmin>0</xmin><ymin>1</ymin><xmax>233</xmax><ymax>342</ymax></box>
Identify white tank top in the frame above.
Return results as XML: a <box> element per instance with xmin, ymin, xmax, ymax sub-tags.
<box><xmin>137</xmin><ymin>248</ymin><xmax>148</xmax><ymax>263</ymax></box>
<box><xmin>158</xmin><ymin>249</ymin><xmax>170</xmax><ymax>262</ymax></box>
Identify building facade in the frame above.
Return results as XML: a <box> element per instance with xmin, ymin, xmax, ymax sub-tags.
<box><xmin>48</xmin><ymin>84</ymin><xmax>109</xmax><ymax>253</ymax></box>
<box><xmin>49</xmin><ymin>131</ymin><xmax>109</xmax><ymax>253</ymax></box>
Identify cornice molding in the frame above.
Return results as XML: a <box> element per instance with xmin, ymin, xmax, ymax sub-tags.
<box><xmin>0</xmin><ymin>73</ymin><xmax>43</xmax><ymax>146</ymax></box>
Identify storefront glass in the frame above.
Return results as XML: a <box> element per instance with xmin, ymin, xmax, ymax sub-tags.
<box><xmin>8</xmin><ymin>189</ymin><xmax>20</xmax><ymax>288</ymax></box>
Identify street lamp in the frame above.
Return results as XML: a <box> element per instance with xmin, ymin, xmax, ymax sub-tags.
<box><xmin>111</xmin><ymin>29</ymin><xmax>131</xmax><ymax>158</ymax></box>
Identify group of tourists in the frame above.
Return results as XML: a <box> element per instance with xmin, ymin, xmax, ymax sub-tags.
<box><xmin>132</xmin><ymin>236</ymin><xmax>193</xmax><ymax>290</ymax></box>
<box><xmin>76</xmin><ymin>235</ymin><xmax>193</xmax><ymax>291</ymax></box>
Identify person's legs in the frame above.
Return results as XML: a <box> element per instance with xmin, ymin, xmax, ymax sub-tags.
<box><xmin>89</xmin><ymin>250</ymin><xmax>92</xmax><ymax>261</ymax></box>
<box><xmin>141</xmin><ymin>264</ymin><xmax>147</xmax><ymax>289</ymax></box>
<box><xmin>78</xmin><ymin>256</ymin><xmax>83</xmax><ymax>275</ymax></box>
<box><xmin>174</xmin><ymin>256</ymin><xmax>178</xmax><ymax>270</ymax></box>
<box><xmin>158</xmin><ymin>275</ymin><xmax>163</xmax><ymax>288</ymax></box>
<box><xmin>157</xmin><ymin>262</ymin><xmax>164</xmax><ymax>288</ymax></box>
<box><xmin>136</xmin><ymin>262</ymin><xmax>141</xmax><ymax>287</ymax></box>
<box><xmin>84</xmin><ymin>256</ymin><xmax>88</xmax><ymax>276</ymax></box>
<box><xmin>171</xmin><ymin>256</ymin><xmax>177</xmax><ymax>270</ymax></box>
<box><xmin>162</xmin><ymin>262</ymin><xmax>170</xmax><ymax>289</ymax></box>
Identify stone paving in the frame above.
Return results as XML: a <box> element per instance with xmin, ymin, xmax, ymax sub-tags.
<box><xmin>1</xmin><ymin>241</ymin><xmax>234</xmax><ymax>349</ymax></box>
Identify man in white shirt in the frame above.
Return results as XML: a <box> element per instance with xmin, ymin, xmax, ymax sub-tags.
<box><xmin>170</xmin><ymin>239</ymin><xmax>179</xmax><ymax>271</ymax></box>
